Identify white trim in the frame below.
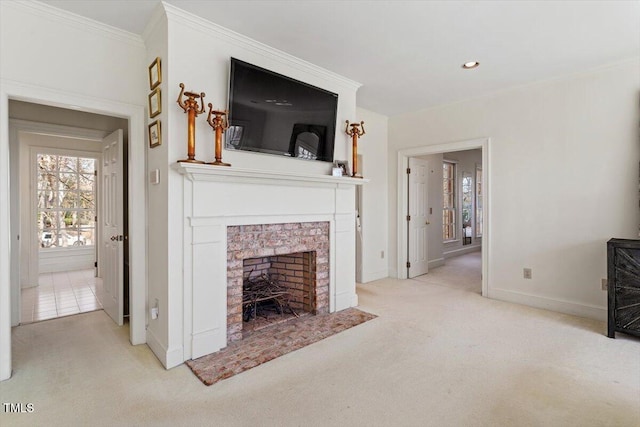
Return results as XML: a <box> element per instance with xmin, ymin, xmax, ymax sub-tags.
<box><xmin>360</xmin><ymin>269</ymin><xmax>389</xmax><ymax>284</ymax></box>
<box><xmin>428</xmin><ymin>258</ymin><xmax>445</xmax><ymax>269</ymax></box>
<box><xmin>0</xmin><ymin>80</ymin><xmax>147</xmax><ymax>381</ymax></box>
<box><xmin>163</xmin><ymin>3</ymin><xmax>362</xmax><ymax>91</ymax></box>
<box><xmin>489</xmin><ymin>288</ymin><xmax>606</xmax><ymax>322</ymax></box>
<box><xmin>443</xmin><ymin>245</ymin><xmax>481</xmax><ymax>259</ymax></box>
<box><xmin>396</xmin><ymin>138</ymin><xmax>490</xmax><ymax>300</ymax></box>
<box><xmin>172</xmin><ymin>162</ymin><xmax>369</xmax><ymax>187</ymax></box>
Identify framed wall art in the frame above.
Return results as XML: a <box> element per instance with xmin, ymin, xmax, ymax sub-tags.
<box><xmin>148</xmin><ymin>57</ymin><xmax>161</xmax><ymax>90</ymax></box>
<box><xmin>148</xmin><ymin>88</ymin><xmax>161</xmax><ymax>118</ymax></box>
<box><xmin>148</xmin><ymin>120</ymin><xmax>161</xmax><ymax>148</ymax></box>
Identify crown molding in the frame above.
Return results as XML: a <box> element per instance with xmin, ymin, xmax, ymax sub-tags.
<box><xmin>162</xmin><ymin>2</ymin><xmax>362</xmax><ymax>91</ymax></box>
<box><xmin>6</xmin><ymin>0</ymin><xmax>145</xmax><ymax>49</ymax></box>
<box><xmin>142</xmin><ymin>1</ymin><xmax>167</xmax><ymax>43</ymax></box>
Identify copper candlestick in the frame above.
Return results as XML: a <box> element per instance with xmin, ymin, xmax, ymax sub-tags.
<box><xmin>177</xmin><ymin>83</ymin><xmax>206</xmax><ymax>164</ymax></box>
<box><xmin>206</xmin><ymin>103</ymin><xmax>231</xmax><ymax>166</ymax></box>
<box><xmin>345</xmin><ymin>120</ymin><xmax>366</xmax><ymax>178</ymax></box>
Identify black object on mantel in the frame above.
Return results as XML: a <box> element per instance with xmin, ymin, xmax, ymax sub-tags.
<box><xmin>607</xmin><ymin>238</ymin><xmax>640</xmax><ymax>338</ymax></box>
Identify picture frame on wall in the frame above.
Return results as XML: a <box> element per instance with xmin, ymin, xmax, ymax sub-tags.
<box><xmin>148</xmin><ymin>120</ymin><xmax>161</xmax><ymax>148</ymax></box>
<box><xmin>148</xmin><ymin>57</ymin><xmax>161</xmax><ymax>90</ymax></box>
<box><xmin>148</xmin><ymin>88</ymin><xmax>161</xmax><ymax>118</ymax></box>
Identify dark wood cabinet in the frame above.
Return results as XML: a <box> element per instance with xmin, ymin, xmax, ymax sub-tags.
<box><xmin>607</xmin><ymin>238</ymin><xmax>640</xmax><ymax>338</ymax></box>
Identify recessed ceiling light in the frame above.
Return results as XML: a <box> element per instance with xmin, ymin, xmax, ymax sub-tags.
<box><xmin>462</xmin><ymin>61</ymin><xmax>480</xmax><ymax>69</ymax></box>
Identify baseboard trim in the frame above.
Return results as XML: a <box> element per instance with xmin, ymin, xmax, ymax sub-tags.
<box><xmin>489</xmin><ymin>288</ymin><xmax>606</xmax><ymax>321</ymax></box>
<box><xmin>145</xmin><ymin>328</ymin><xmax>167</xmax><ymax>368</ymax></box>
<box><xmin>444</xmin><ymin>245</ymin><xmax>481</xmax><ymax>259</ymax></box>
<box><xmin>428</xmin><ymin>258</ymin><xmax>445</xmax><ymax>269</ymax></box>
<box><xmin>146</xmin><ymin>328</ymin><xmax>184</xmax><ymax>369</ymax></box>
<box><xmin>360</xmin><ymin>269</ymin><xmax>388</xmax><ymax>283</ymax></box>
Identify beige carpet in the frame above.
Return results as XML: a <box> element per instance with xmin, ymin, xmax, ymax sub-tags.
<box><xmin>1</xmin><ymin>253</ymin><xmax>638</xmax><ymax>426</ymax></box>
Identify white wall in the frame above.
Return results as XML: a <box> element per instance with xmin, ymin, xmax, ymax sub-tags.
<box><xmin>443</xmin><ymin>149</ymin><xmax>482</xmax><ymax>258</ymax></box>
<box><xmin>141</xmin><ymin>4</ymin><xmax>362</xmax><ymax>367</ymax></box>
<box><xmin>389</xmin><ymin>59</ymin><xmax>640</xmax><ymax>320</ymax></box>
<box><xmin>0</xmin><ymin>1</ymin><xmax>148</xmax><ymax>381</ymax></box>
<box><xmin>356</xmin><ymin>107</ymin><xmax>389</xmax><ymax>282</ymax></box>
<box><xmin>141</xmin><ymin>4</ymin><xmax>171</xmax><ymax>368</ymax></box>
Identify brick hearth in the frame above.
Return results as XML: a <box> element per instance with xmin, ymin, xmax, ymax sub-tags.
<box><xmin>226</xmin><ymin>222</ymin><xmax>330</xmax><ymax>342</ymax></box>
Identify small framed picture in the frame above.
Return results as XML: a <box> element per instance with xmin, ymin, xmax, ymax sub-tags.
<box><xmin>148</xmin><ymin>88</ymin><xmax>161</xmax><ymax>118</ymax></box>
<box><xmin>148</xmin><ymin>120</ymin><xmax>161</xmax><ymax>148</ymax></box>
<box><xmin>148</xmin><ymin>57</ymin><xmax>161</xmax><ymax>90</ymax></box>
<box><xmin>335</xmin><ymin>160</ymin><xmax>350</xmax><ymax>177</ymax></box>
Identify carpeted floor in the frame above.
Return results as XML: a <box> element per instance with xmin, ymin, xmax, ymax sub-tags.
<box><xmin>1</xmin><ymin>252</ymin><xmax>638</xmax><ymax>426</ymax></box>
<box><xmin>186</xmin><ymin>308</ymin><xmax>376</xmax><ymax>385</ymax></box>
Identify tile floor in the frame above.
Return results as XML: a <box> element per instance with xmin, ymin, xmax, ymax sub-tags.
<box><xmin>20</xmin><ymin>269</ymin><xmax>104</xmax><ymax>324</ymax></box>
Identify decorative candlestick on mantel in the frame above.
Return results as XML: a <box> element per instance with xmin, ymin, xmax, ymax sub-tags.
<box><xmin>345</xmin><ymin>120</ymin><xmax>365</xmax><ymax>178</ymax></box>
<box><xmin>177</xmin><ymin>83</ymin><xmax>206</xmax><ymax>164</ymax></box>
<box><xmin>206</xmin><ymin>103</ymin><xmax>231</xmax><ymax>167</ymax></box>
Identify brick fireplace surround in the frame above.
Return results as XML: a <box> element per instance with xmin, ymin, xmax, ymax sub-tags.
<box><xmin>227</xmin><ymin>222</ymin><xmax>330</xmax><ymax>341</ymax></box>
<box><xmin>174</xmin><ymin>163</ymin><xmax>366</xmax><ymax>365</ymax></box>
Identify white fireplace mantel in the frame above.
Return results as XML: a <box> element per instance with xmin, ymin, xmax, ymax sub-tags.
<box><xmin>172</xmin><ymin>162</ymin><xmax>369</xmax><ymax>187</ymax></box>
<box><xmin>174</xmin><ymin>162</ymin><xmax>366</xmax><ymax>363</ymax></box>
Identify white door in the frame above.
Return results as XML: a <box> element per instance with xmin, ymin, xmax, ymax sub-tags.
<box><xmin>408</xmin><ymin>157</ymin><xmax>429</xmax><ymax>278</ymax></box>
<box><xmin>101</xmin><ymin>130</ymin><xmax>124</xmax><ymax>325</ymax></box>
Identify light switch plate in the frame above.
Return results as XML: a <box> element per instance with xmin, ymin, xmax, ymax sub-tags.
<box><xmin>150</xmin><ymin>169</ymin><xmax>160</xmax><ymax>185</ymax></box>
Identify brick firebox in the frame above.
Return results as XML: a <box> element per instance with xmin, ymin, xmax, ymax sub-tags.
<box><xmin>226</xmin><ymin>222</ymin><xmax>330</xmax><ymax>342</ymax></box>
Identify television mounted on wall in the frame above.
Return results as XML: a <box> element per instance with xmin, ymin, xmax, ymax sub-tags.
<box><xmin>226</xmin><ymin>58</ymin><xmax>338</xmax><ymax>162</ymax></box>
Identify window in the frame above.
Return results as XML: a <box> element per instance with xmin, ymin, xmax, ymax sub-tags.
<box><xmin>476</xmin><ymin>166</ymin><xmax>483</xmax><ymax>237</ymax></box>
<box><xmin>37</xmin><ymin>154</ymin><xmax>96</xmax><ymax>249</ymax></box>
<box><xmin>443</xmin><ymin>161</ymin><xmax>456</xmax><ymax>241</ymax></box>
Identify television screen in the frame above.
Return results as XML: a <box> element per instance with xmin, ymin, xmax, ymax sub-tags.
<box><xmin>227</xmin><ymin>58</ymin><xmax>338</xmax><ymax>162</ymax></box>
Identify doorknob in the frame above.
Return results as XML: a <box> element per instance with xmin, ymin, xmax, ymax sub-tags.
<box><xmin>426</xmin><ymin>221</ymin><xmax>430</xmax><ymax>225</ymax></box>
<box><xmin>110</xmin><ymin>235</ymin><xmax>124</xmax><ymax>241</ymax></box>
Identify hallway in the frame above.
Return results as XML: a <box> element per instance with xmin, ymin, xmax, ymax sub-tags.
<box><xmin>20</xmin><ymin>269</ymin><xmax>103</xmax><ymax>324</ymax></box>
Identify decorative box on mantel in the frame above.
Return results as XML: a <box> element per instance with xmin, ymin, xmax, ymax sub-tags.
<box><xmin>173</xmin><ymin>163</ymin><xmax>368</xmax><ymax>361</ymax></box>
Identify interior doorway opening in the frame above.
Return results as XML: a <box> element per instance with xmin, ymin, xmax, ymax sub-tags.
<box><xmin>397</xmin><ymin>138</ymin><xmax>490</xmax><ymax>297</ymax></box>
<box><xmin>8</xmin><ymin>101</ymin><xmax>130</xmax><ymax>326</ymax></box>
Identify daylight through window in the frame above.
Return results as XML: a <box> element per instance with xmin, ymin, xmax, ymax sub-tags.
<box><xmin>443</xmin><ymin>161</ymin><xmax>456</xmax><ymax>241</ymax></box>
<box><xmin>37</xmin><ymin>154</ymin><xmax>96</xmax><ymax>249</ymax></box>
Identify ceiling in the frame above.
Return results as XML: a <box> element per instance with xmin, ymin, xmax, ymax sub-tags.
<box><xmin>38</xmin><ymin>1</ymin><xmax>640</xmax><ymax>116</ymax></box>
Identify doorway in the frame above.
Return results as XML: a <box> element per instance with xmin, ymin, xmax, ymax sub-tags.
<box><xmin>10</xmin><ymin>110</ymin><xmax>127</xmax><ymax>325</ymax></box>
<box><xmin>397</xmin><ymin>138</ymin><xmax>490</xmax><ymax>297</ymax></box>
<box><xmin>0</xmin><ymin>86</ymin><xmax>147</xmax><ymax>381</ymax></box>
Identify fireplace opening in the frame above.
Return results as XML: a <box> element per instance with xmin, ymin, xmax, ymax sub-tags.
<box><xmin>227</xmin><ymin>222</ymin><xmax>330</xmax><ymax>342</ymax></box>
<box><xmin>242</xmin><ymin>252</ymin><xmax>315</xmax><ymax>333</ymax></box>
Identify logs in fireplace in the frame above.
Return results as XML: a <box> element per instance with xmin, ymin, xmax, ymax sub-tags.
<box><xmin>242</xmin><ymin>272</ymin><xmax>299</xmax><ymax>322</ymax></box>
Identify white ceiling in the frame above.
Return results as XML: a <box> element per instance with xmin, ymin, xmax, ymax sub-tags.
<box><xmin>38</xmin><ymin>1</ymin><xmax>640</xmax><ymax>116</ymax></box>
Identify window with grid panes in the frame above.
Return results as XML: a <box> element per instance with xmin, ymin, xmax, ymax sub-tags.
<box><xmin>443</xmin><ymin>161</ymin><xmax>456</xmax><ymax>241</ymax></box>
<box><xmin>37</xmin><ymin>154</ymin><xmax>96</xmax><ymax>249</ymax></box>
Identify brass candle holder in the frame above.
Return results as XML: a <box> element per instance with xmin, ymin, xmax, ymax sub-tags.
<box><xmin>206</xmin><ymin>103</ymin><xmax>231</xmax><ymax>167</ymax></box>
<box><xmin>177</xmin><ymin>83</ymin><xmax>206</xmax><ymax>164</ymax></box>
<box><xmin>345</xmin><ymin>120</ymin><xmax>366</xmax><ymax>178</ymax></box>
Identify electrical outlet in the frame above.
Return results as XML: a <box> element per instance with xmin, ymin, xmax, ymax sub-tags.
<box><xmin>523</xmin><ymin>268</ymin><xmax>532</xmax><ymax>279</ymax></box>
<box><xmin>151</xmin><ymin>298</ymin><xmax>159</xmax><ymax>319</ymax></box>
<box><xmin>601</xmin><ymin>278</ymin><xmax>608</xmax><ymax>291</ymax></box>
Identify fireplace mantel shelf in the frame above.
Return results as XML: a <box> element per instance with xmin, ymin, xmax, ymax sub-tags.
<box><xmin>173</xmin><ymin>162</ymin><xmax>369</xmax><ymax>187</ymax></box>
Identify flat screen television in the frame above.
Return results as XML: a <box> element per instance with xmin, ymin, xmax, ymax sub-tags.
<box><xmin>226</xmin><ymin>58</ymin><xmax>338</xmax><ymax>162</ymax></box>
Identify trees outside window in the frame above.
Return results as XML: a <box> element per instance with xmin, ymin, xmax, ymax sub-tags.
<box><xmin>37</xmin><ymin>154</ymin><xmax>96</xmax><ymax>249</ymax></box>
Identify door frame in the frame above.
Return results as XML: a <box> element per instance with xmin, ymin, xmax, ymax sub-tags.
<box><xmin>397</xmin><ymin>138</ymin><xmax>490</xmax><ymax>297</ymax></box>
<box><xmin>0</xmin><ymin>81</ymin><xmax>147</xmax><ymax>381</ymax></box>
